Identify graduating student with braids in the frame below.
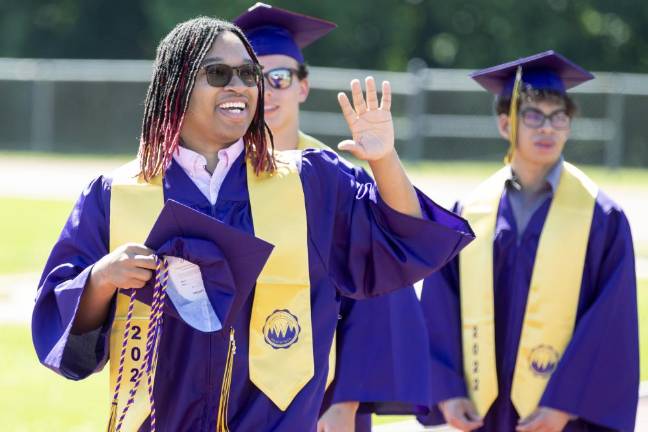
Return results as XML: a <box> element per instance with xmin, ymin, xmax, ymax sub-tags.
<box><xmin>32</xmin><ymin>16</ymin><xmax>474</xmax><ymax>431</ymax></box>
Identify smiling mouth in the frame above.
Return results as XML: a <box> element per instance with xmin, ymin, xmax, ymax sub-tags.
<box><xmin>218</xmin><ymin>101</ymin><xmax>247</xmax><ymax>114</ymax></box>
<box><xmin>264</xmin><ymin>105</ymin><xmax>279</xmax><ymax>113</ymax></box>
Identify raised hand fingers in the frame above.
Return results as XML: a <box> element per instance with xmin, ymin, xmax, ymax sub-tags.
<box><xmin>365</xmin><ymin>76</ymin><xmax>379</xmax><ymax>110</ymax></box>
<box><xmin>350</xmin><ymin>79</ymin><xmax>367</xmax><ymax>115</ymax></box>
<box><xmin>379</xmin><ymin>80</ymin><xmax>392</xmax><ymax>111</ymax></box>
<box><xmin>337</xmin><ymin>92</ymin><xmax>357</xmax><ymax>128</ymax></box>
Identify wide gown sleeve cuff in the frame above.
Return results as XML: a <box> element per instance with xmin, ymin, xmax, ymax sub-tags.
<box><xmin>373</xmin><ymin>187</ymin><xmax>474</xmax><ymax>267</ymax></box>
<box><xmin>375</xmin><ymin>187</ymin><xmax>474</xmax><ymax>249</ymax></box>
<box><xmin>36</xmin><ymin>265</ymin><xmax>114</xmax><ymax>380</ymax></box>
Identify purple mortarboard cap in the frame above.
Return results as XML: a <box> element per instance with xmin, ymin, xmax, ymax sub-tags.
<box><xmin>144</xmin><ymin>199</ymin><xmax>274</xmax><ymax>329</ymax></box>
<box><xmin>470</xmin><ymin>50</ymin><xmax>594</xmax><ymax>97</ymax></box>
<box><xmin>234</xmin><ymin>2</ymin><xmax>336</xmax><ymax>63</ymax></box>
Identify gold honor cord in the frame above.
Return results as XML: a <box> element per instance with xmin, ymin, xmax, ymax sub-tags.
<box><xmin>216</xmin><ymin>328</ymin><xmax>236</xmax><ymax>432</ymax></box>
<box><xmin>505</xmin><ymin>66</ymin><xmax>524</xmax><ymax>164</ymax></box>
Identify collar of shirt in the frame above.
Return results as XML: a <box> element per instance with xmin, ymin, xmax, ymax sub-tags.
<box><xmin>505</xmin><ymin>156</ymin><xmax>564</xmax><ymax>194</ymax></box>
<box><xmin>172</xmin><ymin>139</ymin><xmax>245</xmax><ymax>205</ymax></box>
<box><xmin>504</xmin><ymin>157</ymin><xmax>564</xmax><ymax>237</ymax></box>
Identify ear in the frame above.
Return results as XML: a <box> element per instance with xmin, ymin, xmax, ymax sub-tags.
<box><xmin>298</xmin><ymin>78</ymin><xmax>310</xmax><ymax>104</ymax></box>
<box><xmin>497</xmin><ymin>114</ymin><xmax>510</xmax><ymax>140</ymax></box>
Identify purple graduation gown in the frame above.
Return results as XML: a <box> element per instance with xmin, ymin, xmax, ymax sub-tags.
<box><xmin>320</xmin><ymin>289</ymin><xmax>431</xmax><ymax>432</ymax></box>
<box><xmin>32</xmin><ymin>149</ymin><xmax>474</xmax><ymax>432</ymax></box>
<box><xmin>318</xmin><ymin>165</ymin><xmax>434</xmax><ymax>432</ymax></box>
<box><xmin>418</xmin><ymin>188</ymin><xmax>639</xmax><ymax>431</ymax></box>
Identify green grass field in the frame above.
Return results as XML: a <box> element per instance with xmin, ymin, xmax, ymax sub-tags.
<box><xmin>406</xmin><ymin>160</ymin><xmax>648</xmax><ymax>188</ymax></box>
<box><xmin>2</xmin><ymin>279</ymin><xmax>646</xmax><ymax>429</ymax></box>
<box><xmin>1</xmin><ymin>156</ymin><xmax>646</xmax><ymax>429</ymax></box>
<box><xmin>0</xmin><ymin>198</ymin><xmax>74</xmax><ymax>274</ymax></box>
<box><xmin>0</xmin><ymin>325</ymin><xmax>109</xmax><ymax>431</ymax></box>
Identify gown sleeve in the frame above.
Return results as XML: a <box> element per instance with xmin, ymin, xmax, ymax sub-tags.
<box><xmin>31</xmin><ymin>175</ymin><xmax>114</xmax><ymax>380</ymax></box>
<box><xmin>313</xmin><ymin>152</ymin><xmax>450</xmax><ymax>421</ymax></box>
<box><xmin>416</xmin><ymin>202</ymin><xmax>469</xmax><ymax>425</ymax></box>
<box><xmin>539</xmin><ymin>203</ymin><xmax>639</xmax><ymax>432</ymax></box>
<box><xmin>300</xmin><ymin>149</ymin><xmax>474</xmax><ymax>300</ymax></box>
<box><xmin>326</xmin><ymin>288</ymin><xmax>431</xmax><ymax>412</ymax></box>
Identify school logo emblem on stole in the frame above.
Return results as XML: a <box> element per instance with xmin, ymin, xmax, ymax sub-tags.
<box><xmin>528</xmin><ymin>344</ymin><xmax>560</xmax><ymax>376</ymax></box>
<box><xmin>263</xmin><ymin>309</ymin><xmax>301</xmax><ymax>349</ymax></box>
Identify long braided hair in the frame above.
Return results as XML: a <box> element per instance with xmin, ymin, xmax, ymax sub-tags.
<box><xmin>138</xmin><ymin>17</ymin><xmax>275</xmax><ymax>180</ymax></box>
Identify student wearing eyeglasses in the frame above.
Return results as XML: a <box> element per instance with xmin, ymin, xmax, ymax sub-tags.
<box><xmin>417</xmin><ymin>51</ymin><xmax>639</xmax><ymax>432</ymax></box>
<box><xmin>32</xmin><ymin>14</ymin><xmax>474</xmax><ymax>432</ymax></box>
<box><xmin>234</xmin><ymin>4</ymin><xmax>437</xmax><ymax>431</ymax></box>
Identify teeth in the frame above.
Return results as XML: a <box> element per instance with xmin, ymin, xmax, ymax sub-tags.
<box><xmin>219</xmin><ymin>101</ymin><xmax>246</xmax><ymax>110</ymax></box>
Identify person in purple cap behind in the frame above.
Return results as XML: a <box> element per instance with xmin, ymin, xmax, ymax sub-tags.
<box><xmin>417</xmin><ymin>51</ymin><xmax>639</xmax><ymax>432</ymax></box>
<box><xmin>234</xmin><ymin>3</ymin><xmax>434</xmax><ymax>431</ymax></box>
<box><xmin>32</xmin><ymin>14</ymin><xmax>474</xmax><ymax>432</ymax></box>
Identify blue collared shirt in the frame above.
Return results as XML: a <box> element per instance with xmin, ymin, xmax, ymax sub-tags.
<box><xmin>505</xmin><ymin>157</ymin><xmax>563</xmax><ymax>237</ymax></box>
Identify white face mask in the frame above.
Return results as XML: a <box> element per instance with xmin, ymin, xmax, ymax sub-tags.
<box><xmin>165</xmin><ymin>256</ymin><xmax>222</xmax><ymax>333</ymax></box>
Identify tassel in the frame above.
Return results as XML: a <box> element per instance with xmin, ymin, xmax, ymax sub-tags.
<box><xmin>106</xmin><ymin>402</ymin><xmax>118</xmax><ymax>432</ymax></box>
<box><xmin>216</xmin><ymin>328</ymin><xmax>236</xmax><ymax>432</ymax></box>
<box><xmin>505</xmin><ymin>66</ymin><xmax>523</xmax><ymax>164</ymax></box>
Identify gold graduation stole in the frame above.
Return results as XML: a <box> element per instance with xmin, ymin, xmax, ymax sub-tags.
<box><xmin>108</xmin><ymin>160</ymin><xmax>164</xmax><ymax>432</ymax></box>
<box><xmin>297</xmin><ymin>131</ymin><xmax>336</xmax><ymax>390</ymax></box>
<box><xmin>247</xmin><ymin>150</ymin><xmax>315</xmax><ymax>411</ymax></box>
<box><xmin>108</xmin><ymin>152</ymin><xmax>314</xmax><ymax>429</ymax></box>
<box><xmin>459</xmin><ymin>162</ymin><xmax>597</xmax><ymax>418</ymax></box>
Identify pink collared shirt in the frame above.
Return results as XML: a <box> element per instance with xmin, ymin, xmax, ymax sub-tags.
<box><xmin>172</xmin><ymin>139</ymin><xmax>245</xmax><ymax>205</ymax></box>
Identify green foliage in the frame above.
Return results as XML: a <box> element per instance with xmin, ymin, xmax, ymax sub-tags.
<box><xmin>3</xmin><ymin>1</ymin><xmax>648</xmax><ymax>71</ymax></box>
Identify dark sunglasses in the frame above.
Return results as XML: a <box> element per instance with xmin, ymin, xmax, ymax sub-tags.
<box><xmin>263</xmin><ymin>67</ymin><xmax>300</xmax><ymax>90</ymax></box>
<box><xmin>519</xmin><ymin>107</ymin><xmax>571</xmax><ymax>130</ymax></box>
<box><xmin>202</xmin><ymin>63</ymin><xmax>261</xmax><ymax>87</ymax></box>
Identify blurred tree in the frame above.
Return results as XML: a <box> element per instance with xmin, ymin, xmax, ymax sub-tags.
<box><xmin>0</xmin><ymin>0</ymin><xmax>149</xmax><ymax>58</ymax></box>
<box><xmin>1</xmin><ymin>0</ymin><xmax>647</xmax><ymax>72</ymax></box>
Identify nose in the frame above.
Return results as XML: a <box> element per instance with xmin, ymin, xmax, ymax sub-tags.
<box><xmin>537</xmin><ymin>117</ymin><xmax>554</xmax><ymax>132</ymax></box>
<box><xmin>224</xmin><ymin>72</ymin><xmax>248</xmax><ymax>90</ymax></box>
<box><xmin>264</xmin><ymin>84</ymin><xmax>273</xmax><ymax>100</ymax></box>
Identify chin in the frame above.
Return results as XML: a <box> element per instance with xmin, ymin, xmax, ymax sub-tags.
<box><xmin>263</xmin><ymin>114</ymin><xmax>282</xmax><ymax>133</ymax></box>
<box><xmin>216</xmin><ymin>124</ymin><xmax>251</xmax><ymax>141</ymax></box>
<box><xmin>531</xmin><ymin>153</ymin><xmax>561</xmax><ymax>166</ymax></box>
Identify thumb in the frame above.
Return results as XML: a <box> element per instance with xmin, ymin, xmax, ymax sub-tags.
<box><xmin>337</xmin><ymin>140</ymin><xmax>365</xmax><ymax>159</ymax></box>
<box><xmin>465</xmin><ymin>401</ymin><xmax>483</xmax><ymax>422</ymax></box>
